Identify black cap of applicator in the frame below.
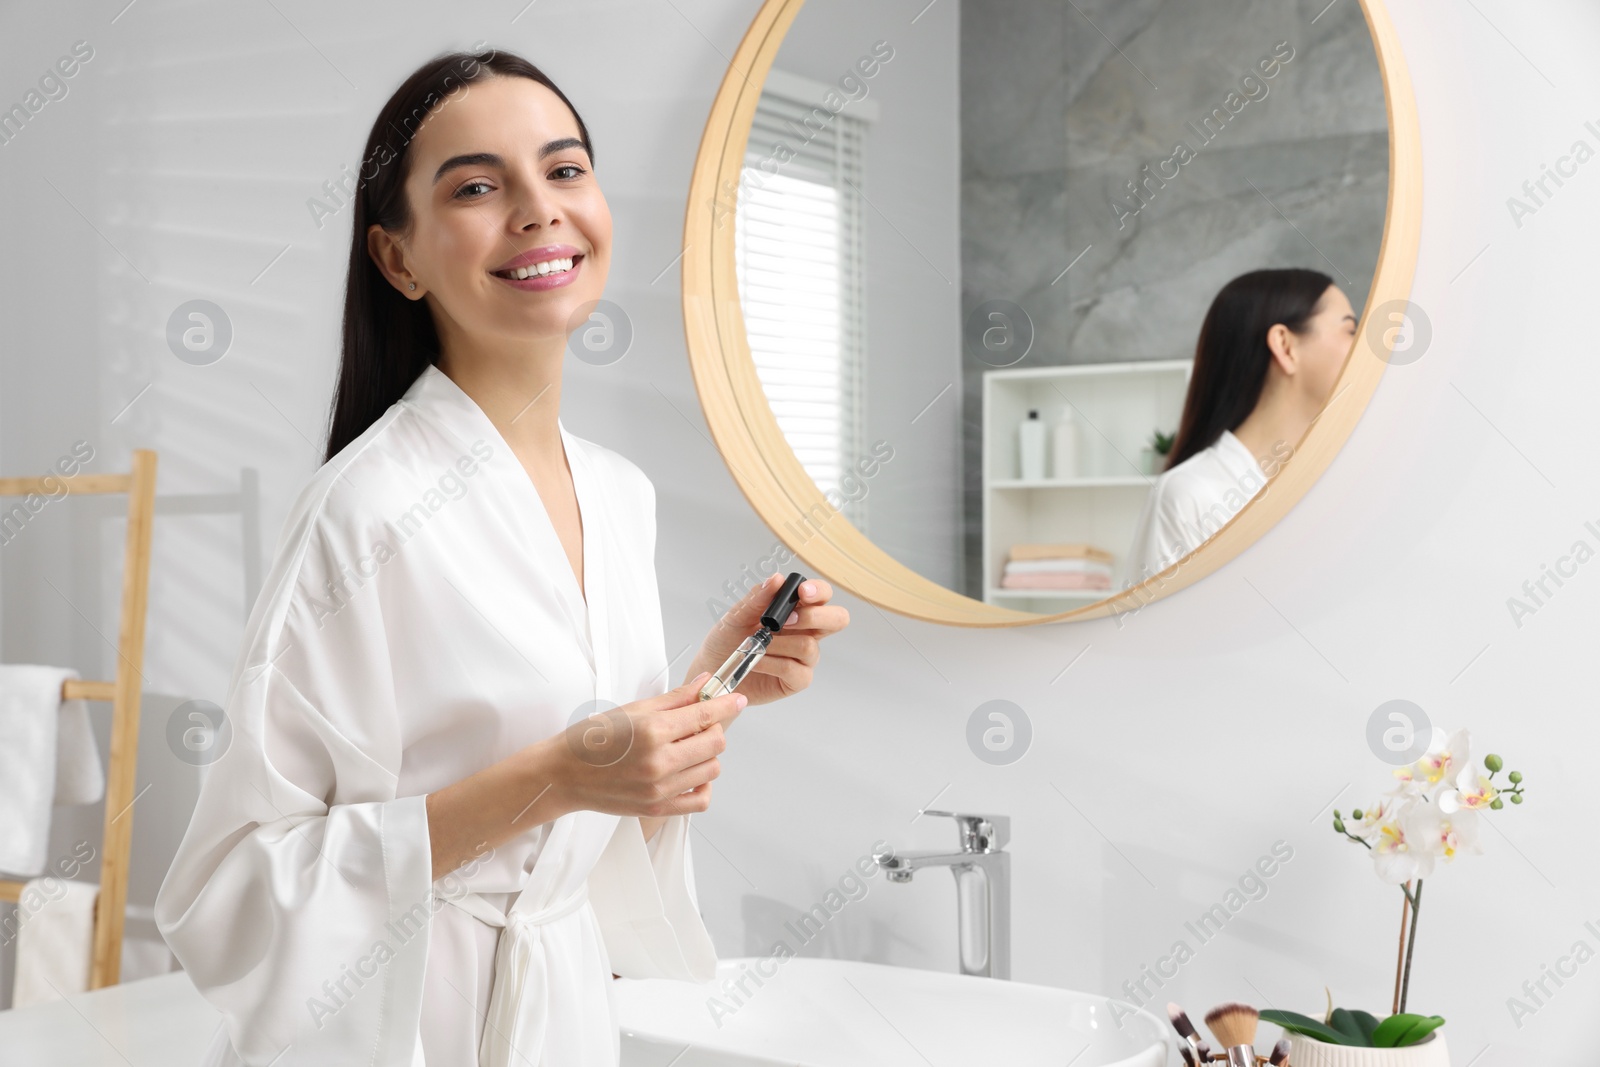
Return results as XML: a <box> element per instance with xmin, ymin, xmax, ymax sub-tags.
<box><xmin>760</xmin><ymin>572</ymin><xmax>807</xmax><ymax>632</ymax></box>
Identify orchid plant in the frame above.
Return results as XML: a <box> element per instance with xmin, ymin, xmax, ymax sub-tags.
<box><xmin>1333</xmin><ymin>729</ymin><xmax>1525</xmax><ymax>1015</ymax></box>
<box><xmin>1262</xmin><ymin>730</ymin><xmax>1525</xmax><ymax>1050</ymax></box>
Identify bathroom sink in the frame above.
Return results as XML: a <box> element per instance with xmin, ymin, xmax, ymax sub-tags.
<box><xmin>616</xmin><ymin>956</ymin><xmax>1170</xmax><ymax>1067</ymax></box>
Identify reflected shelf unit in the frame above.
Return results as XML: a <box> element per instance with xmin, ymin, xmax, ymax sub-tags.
<box><xmin>981</xmin><ymin>360</ymin><xmax>1191</xmax><ymax>606</ymax></box>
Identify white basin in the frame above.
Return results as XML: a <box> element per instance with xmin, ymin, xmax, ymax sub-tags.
<box><xmin>617</xmin><ymin>956</ymin><xmax>1171</xmax><ymax>1067</ymax></box>
<box><xmin>0</xmin><ymin>960</ymin><xmax>1168</xmax><ymax>1067</ymax></box>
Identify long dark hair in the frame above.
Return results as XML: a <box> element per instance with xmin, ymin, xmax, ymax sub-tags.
<box><xmin>1163</xmin><ymin>268</ymin><xmax>1333</xmax><ymax>470</ymax></box>
<box><xmin>323</xmin><ymin>47</ymin><xmax>594</xmax><ymax>462</ymax></box>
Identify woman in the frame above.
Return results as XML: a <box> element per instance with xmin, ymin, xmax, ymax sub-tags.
<box><xmin>1124</xmin><ymin>268</ymin><xmax>1356</xmax><ymax>585</ymax></box>
<box><xmin>155</xmin><ymin>47</ymin><xmax>848</xmax><ymax>1066</ymax></box>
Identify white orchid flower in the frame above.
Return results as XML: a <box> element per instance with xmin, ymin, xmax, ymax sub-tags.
<box><xmin>1392</xmin><ymin>728</ymin><xmax>1472</xmax><ymax>798</ymax></box>
<box><xmin>1371</xmin><ymin>799</ymin><xmax>1437</xmax><ymax>884</ymax></box>
<box><xmin>1349</xmin><ymin>797</ymin><xmax>1399</xmax><ymax>843</ymax></box>
<box><xmin>1438</xmin><ymin>761</ymin><xmax>1501</xmax><ymax>814</ymax></box>
<box><xmin>1403</xmin><ymin>800</ymin><xmax>1482</xmax><ymax>864</ymax></box>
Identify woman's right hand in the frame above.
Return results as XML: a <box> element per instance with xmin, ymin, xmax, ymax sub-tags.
<box><xmin>553</xmin><ymin>671</ymin><xmax>744</xmax><ymax>819</ymax></box>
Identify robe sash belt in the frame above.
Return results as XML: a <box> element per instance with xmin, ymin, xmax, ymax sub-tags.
<box><xmin>443</xmin><ymin>885</ymin><xmax>592</xmax><ymax>1067</ymax></box>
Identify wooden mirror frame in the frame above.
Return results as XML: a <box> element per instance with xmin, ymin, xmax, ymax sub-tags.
<box><xmin>681</xmin><ymin>0</ymin><xmax>1422</xmax><ymax>627</ymax></box>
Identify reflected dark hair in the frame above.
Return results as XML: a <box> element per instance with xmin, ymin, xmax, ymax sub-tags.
<box><xmin>323</xmin><ymin>46</ymin><xmax>594</xmax><ymax>462</ymax></box>
<box><xmin>1163</xmin><ymin>268</ymin><xmax>1333</xmax><ymax>471</ymax></box>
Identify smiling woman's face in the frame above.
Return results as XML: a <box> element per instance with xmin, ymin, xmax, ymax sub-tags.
<box><xmin>378</xmin><ymin>74</ymin><xmax>611</xmax><ymax>352</ymax></box>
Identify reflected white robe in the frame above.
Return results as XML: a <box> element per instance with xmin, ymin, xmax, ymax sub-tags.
<box><xmin>154</xmin><ymin>363</ymin><xmax>717</xmax><ymax>1066</ymax></box>
<box><xmin>1124</xmin><ymin>429</ymin><xmax>1268</xmax><ymax>585</ymax></box>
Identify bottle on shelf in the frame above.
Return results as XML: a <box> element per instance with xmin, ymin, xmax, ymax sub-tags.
<box><xmin>1017</xmin><ymin>409</ymin><xmax>1046</xmax><ymax>480</ymax></box>
<box><xmin>1051</xmin><ymin>406</ymin><xmax>1079</xmax><ymax>480</ymax></box>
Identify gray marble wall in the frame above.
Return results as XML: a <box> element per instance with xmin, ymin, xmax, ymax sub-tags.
<box><xmin>959</xmin><ymin>0</ymin><xmax>1390</xmax><ymax>595</ymax></box>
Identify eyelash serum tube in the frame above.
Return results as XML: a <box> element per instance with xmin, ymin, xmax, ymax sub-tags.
<box><xmin>698</xmin><ymin>572</ymin><xmax>807</xmax><ymax>701</ymax></box>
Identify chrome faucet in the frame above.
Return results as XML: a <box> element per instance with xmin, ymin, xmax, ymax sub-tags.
<box><xmin>874</xmin><ymin>810</ymin><xmax>1010</xmax><ymax>980</ymax></box>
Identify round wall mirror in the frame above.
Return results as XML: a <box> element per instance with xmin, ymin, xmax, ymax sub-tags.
<box><xmin>683</xmin><ymin>0</ymin><xmax>1421</xmax><ymax>626</ymax></box>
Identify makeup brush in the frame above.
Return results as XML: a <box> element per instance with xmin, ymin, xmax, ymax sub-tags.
<box><xmin>1269</xmin><ymin>1037</ymin><xmax>1291</xmax><ymax>1065</ymax></box>
<box><xmin>1177</xmin><ymin>1045</ymin><xmax>1196</xmax><ymax>1067</ymax></box>
<box><xmin>1167</xmin><ymin>1003</ymin><xmax>1205</xmax><ymax>1062</ymax></box>
<box><xmin>1204</xmin><ymin>1002</ymin><xmax>1260</xmax><ymax>1067</ymax></box>
<box><xmin>1196</xmin><ymin>1040</ymin><xmax>1213</xmax><ymax>1063</ymax></box>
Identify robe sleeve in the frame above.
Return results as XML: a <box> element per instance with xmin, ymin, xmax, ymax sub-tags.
<box><xmin>585</xmin><ymin>813</ymin><xmax>717</xmax><ymax>981</ymax></box>
<box><xmin>1127</xmin><ymin>475</ymin><xmax>1205</xmax><ymax>583</ymax></box>
<box><xmin>154</xmin><ymin>491</ymin><xmax>436</xmax><ymax>1066</ymax></box>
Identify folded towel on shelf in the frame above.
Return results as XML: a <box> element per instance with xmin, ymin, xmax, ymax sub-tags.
<box><xmin>11</xmin><ymin>878</ymin><xmax>100</xmax><ymax>1007</ymax></box>
<box><xmin>1002</xmin><ymin>557</ymin><xmax>1112</xmax><ymax>576</ymax></box>
<box><xmin>1007</xmin><ymin>542</ymin><xmax>1114</xmax><ymax>564</ymax></box>
<box><xmin>999</xmin><ymin>571</ymin><xmax>1113</xmax><ymax>591</ymax></box>
<box><xmin>0</xmin><ymin>665</ymin><xmax>105</xmax><ymax>877</ymax></box>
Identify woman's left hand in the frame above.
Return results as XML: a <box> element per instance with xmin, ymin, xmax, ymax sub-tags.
<box><xmin>684</xmin><ymin>573</ymin><xmax>850</xmax><ymax>707</ymax></box>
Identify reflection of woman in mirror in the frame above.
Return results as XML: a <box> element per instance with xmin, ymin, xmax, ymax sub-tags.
<box><xmin>1125</xmin><ymin>268</ymin><xmax>1356</xmax><ymax>586</ymax></box>
<box><xmin>155</xmin><ymin>47</ymin><xmax>848</xmax><ymax>1066</ymax></box>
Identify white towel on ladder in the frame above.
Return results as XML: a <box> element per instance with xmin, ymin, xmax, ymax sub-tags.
<box><xmin>0</xmin><ymin>664</ymin><xmax>106</xmax><ymax>877</ymax></box>
<box><xmin>11</xmin><ymin>878</ymin><xmax>100</xmax><ymax>1006</ymax></box>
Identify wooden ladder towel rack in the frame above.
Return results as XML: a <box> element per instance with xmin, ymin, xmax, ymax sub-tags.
<box><xmin>0</xmin><ymin>449</ymin><xmax>157</xmax><ymax>990</ymax></box>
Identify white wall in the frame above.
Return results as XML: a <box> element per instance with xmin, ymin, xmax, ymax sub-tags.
<box><xmin>1</xmin><ymin>1</ymin><xmax>1596</xmax><ymax>1062</ymax></box>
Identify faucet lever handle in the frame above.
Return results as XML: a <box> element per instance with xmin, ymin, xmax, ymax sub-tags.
<box><xmin>920</xmin><ymin>810</ymin><xmax>1009</xmax><ymax>852</ymax></box>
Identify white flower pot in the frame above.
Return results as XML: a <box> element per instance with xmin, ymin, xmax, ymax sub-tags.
<box><xmin>1287</xmin><ymin>1032</ymin><xmax>1448</xmax><ymax>1067</ymax></box>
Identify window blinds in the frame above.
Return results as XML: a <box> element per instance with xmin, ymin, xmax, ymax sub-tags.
<box><xmin>735</xmin><ymin>87</ymin><xmax>867</xmax><ymax>519</ymax></box>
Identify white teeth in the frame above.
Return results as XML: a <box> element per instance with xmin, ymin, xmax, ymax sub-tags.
<box><xmin>501</xmin><ymin>257</ymin><xmax>575</xmax><ymax>280</ymax></box>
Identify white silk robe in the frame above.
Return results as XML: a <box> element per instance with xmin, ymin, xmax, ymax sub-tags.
<box><xmin>154</xmin><ymin>363</ymin><xmax>718</xmax><ymax>1066</ymax></box>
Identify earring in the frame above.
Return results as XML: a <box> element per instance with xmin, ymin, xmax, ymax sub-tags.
<box><xmin>408</xmin><ymin>283</ymin><xmax>416</xmax><ymax>291</ymax></box>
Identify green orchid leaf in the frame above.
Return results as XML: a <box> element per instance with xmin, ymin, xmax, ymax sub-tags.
<box><xmin>1328</xmin><ymin>1009</ymin><xmax>1370</xmax><ymax>1046</ymax></box>
<box><xmin>1371</xmin><ymin>1013</ymin><xmax>1444</xmax><ymax>1048</ymax></box>
<box><xmin>1370</xmin><ymin>1014</ymin><xmax>1415</xmax><ymax>1047</ymax></box>
<box><xmin>1349</xmin><ymin>1010</ymin><xmax>1382</xmax><ymax>1042</ymax></box>
<box><xmin>1395</xmin><ymin>1015</ymin><xmax>1446</xmax><ymax>1047</ymax></box>
<box><xmin>1260</xmin><ymin>1009</ymin><xmax>1355</xmax><ymax>1046</ymax></box>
